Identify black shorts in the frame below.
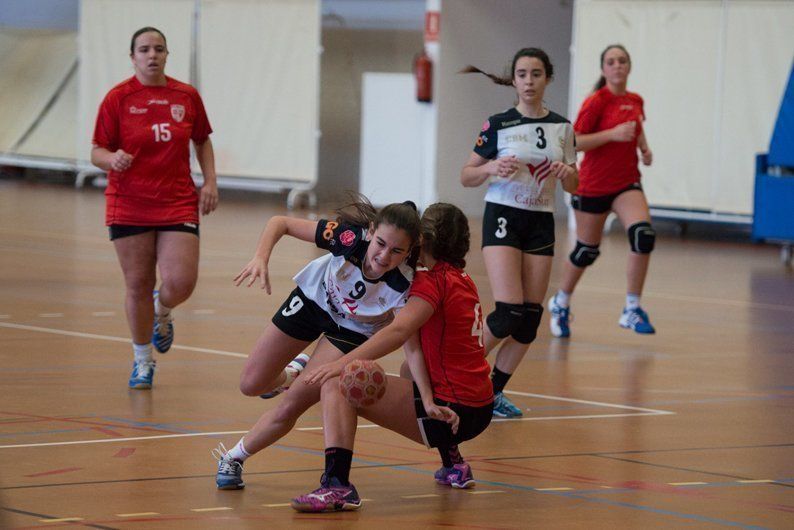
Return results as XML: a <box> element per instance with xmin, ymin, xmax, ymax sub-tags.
<box><xmin>413</xmin><ymin>383</ymin><xmax>493</xmax><ymax>448</ymax></box>
<box><xmin>108</xmin><ymin>223</ymin><xmax>199</xmax><ymax>241</ymax></box>
<box><xmin>481</xmin><ymin>202</ymin><xmax>555</xmax><ymax>255</ymax></box>
<box><xmin>271</xmin><ymin>287</ymin><xmax>369</xmax><ymax>354</ymax></box>
<box><xmin>570</xmin><ymin>183</ymin><xmax>643</xmax><ymax>214</ymax></box>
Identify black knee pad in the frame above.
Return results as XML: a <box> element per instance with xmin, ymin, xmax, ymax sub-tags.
<box><xmin>511</xmin><ymin>303</ymin><xmax>543</xmax><ymax>344</ymax></box>
<box><xmin>486</xmin><ymin>302</ymin><xmax>525</xmax><ymax>339</ymax></box>
<box><xmin>569</xmin><ymin>240</ymin><xmax>600</xmax><ymax>267</ymax></box>
<box><xmin>628</xmin><ymin>222</ymin><xmax>655</xmax><ymax>253</ymax></box>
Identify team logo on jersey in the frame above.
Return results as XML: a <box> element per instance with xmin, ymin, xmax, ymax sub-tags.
<box><xmin>481</xmin><ymin>120</ymin><xmax>490</xmax><ymax>132</ymax></box>
<box><xmin>171</xmin><ymin>104</ymin><xmax>185</xmax><ymax>122</ymax></box>
<box><xmin>147</xmin><ymin>99</ymin><xmax>169</xmax><ymax>105</ymax></box>
<box><xmin>501</xmin><ymin>118</ymin><xmax>521</xmax><ymax>127</ymax></box>
<box><xmin>339</xmin><ymin>230</ymin><xmax>356</xmax><ymax>247</ymax></box>
<box><xmin>129</xmin><ymin>106</ymin><xmax>148</xmax><ymax>114</ymax></box>
<box><xmin>378</xmin><ymin>296</ymin><xmax>387</xmax><ymax>308</ymax></box>
<box><xmin>526</xmin><ymin>156</ymin><xmax>552</xmax><ymax>185</ymax></box>
<box><xmin>476</xmin><ymin>134</ymin><xmax>488</xmax><ymax>147</ymax></box>
<box><xmin>322</xmin><ymin>221</ymin><xmax>339</xmax><ymax>240</ymax></box>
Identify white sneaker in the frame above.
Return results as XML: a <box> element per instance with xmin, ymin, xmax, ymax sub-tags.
<box><xmin>547</xmin><ymin>296</ymin><xmax>571</xmax><ymax>338</ymax></box>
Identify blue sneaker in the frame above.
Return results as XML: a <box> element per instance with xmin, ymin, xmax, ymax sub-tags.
<box><xmin>151</xmin><ymin>291</ymin><xmax>174</xmax><ymax>353</ymax></box>
<box><xmin>547</xmin><ymin>296</ymin><xmax>571</xmax><ymax>338</ymax></box>
<box><xmin>261</xmin><ymin>353</ymin><xmax>310</xmax><ymax>399</ymax></box>
<box><xmin>128</xmin><ymin>360</ymin><xmax>155</xmax><ymax>389</ymax></box>
<box><xmin>212</xmin><ymin>443</ymin><xmax>245</xmax><ymax>490</ymax></box>
<box><xmin>434</xmin><ymin>462</ymin><xmax>475</xmax><ymax>489</ymax></box>
<box><xmin>492</xmin><ymin>392</ymin><xmax>523</xmax><ymax>418</ymax></box>
<box><xmin>619</xmin><ymin>307</ymin><xmax>656</xmax><ymax>334</ymax></box>
<box><xmin>291</xmin><ymin>475</ymin><xmax>362</xmax><ymax>513</ymax></box>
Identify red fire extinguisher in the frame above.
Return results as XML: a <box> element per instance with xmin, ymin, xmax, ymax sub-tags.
<box><xmin>414</xmin><ymin>50</ymin><xmax>432</xmax><ymax>103</ymax></box>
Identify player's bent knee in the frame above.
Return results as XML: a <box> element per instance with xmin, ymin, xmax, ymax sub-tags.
<box><xmin>569</xmin><ymin>241</ymin><xmax>600</xmax><ymax>267</ymax></box>
<box><xmin>628</xmin><ymin>222</ymin><xmax>655</xmax><ymax>254</ymax></box>
<box><xmin>486</xmin><ymin>302</ymin><xmax>525</xmax><ymax>339</ymax></box>
<box><xmin>511</xmin><ymin>303</ymin><xmax>544</xmax><ymax>344</ymax></box>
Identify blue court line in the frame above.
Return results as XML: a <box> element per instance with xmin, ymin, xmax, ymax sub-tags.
<box><xmin>0</xmin><ymin>428</ymin><xmax>93</xmax><ymax>438</ymax></box>
<box><xmin>269</xmin><ymin>445</ymin><xmax>772</xmax><ymax>528</ymax></box>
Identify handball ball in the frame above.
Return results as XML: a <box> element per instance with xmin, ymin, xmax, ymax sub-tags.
<box><xmin>339</xmin><ymin>359</ymin><xmax>387</xmax><ymax>408</ymax></box>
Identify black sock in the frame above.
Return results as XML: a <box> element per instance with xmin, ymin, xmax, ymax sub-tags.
<box><xmin>324</xmin><ymin>447</ymin><xmax>353</xmax><ymax>486</ymax></box>
<box><xmin>491</xmin><ymin>367</ymin><xmax>512</xmax><ymax>395</ymax></box>
<box><xmin>438</xmin><ymin>444</ymin><xmax>464</xmax><ymax>468</ymax></box>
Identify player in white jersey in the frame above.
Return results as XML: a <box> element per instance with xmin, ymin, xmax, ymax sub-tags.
<box><xmin>460</xmin><ymin>48</ymin><xmax>579</xmax><ymax>418</ymax></box>
<box><xmin>212</xmin><ymin>195</ymin><xmax>421</xmax><ymax>490</ymax></box>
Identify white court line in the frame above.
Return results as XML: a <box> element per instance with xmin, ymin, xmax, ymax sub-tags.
<box><xmin>491</xmin><ymin>412</ymin><xmax>671</xmax><ymax>423</ymax></box>
<box><xmin>504</xmin><ymin>389</ymin><xmax>674</xmax><ymax>415</ymax></box>
<box><xmin>0</xmin><ymin>322</ymin><xmax>247</xmax><ymax>358</ymax></box>
<box><xmin>92</xmin><ymin>311</ymin><xmax>116</xmax><ymax>317</ymax></box>
<box><xmin>38</xmin><ymin>313</ymin><xmax>64</xmax><ymax>318</ymax></box>
<box><xmin>0</xmin><ymin>424</ymin><xmax>381</xmax><ymax>450</ymax></box>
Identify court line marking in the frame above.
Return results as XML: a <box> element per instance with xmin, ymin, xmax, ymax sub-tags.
<box><xmin>117</xmin><ymin>512</ymin><xmax>160</xmax><ymax>517</ymax></box>
<box><xmin>190</xmin><ymin>507</ymin><xmax>232</xmax><ymax>512</ymax></box>
<box><xmin>669</xmin><ymin>482</ymin><xmax>708</xmax><ymax>486</ymax></box>
<box><xmin>737</xmin><ymin>479</ymin><xmax>775</xmax><ymax>484</ymax></box>
<box><xmin>38</xmin><ymin>313</ymin><xmax>63</xmax><ymax>318</ymax></box>
<box><xmin>0</xmin><ymin>425</ymin><xmax>377</xmax><ymax>450</ymax></box>
<box><xmin>40</xmin><ymin>517</ymin><xmax>83</xmax><ymax>523</ymax></box>
<box><xmin>402</xmin><ymin>494</ymin><xmax>438</xmax><ymax>499</ymax></box>
<box><xmin>0</xmin><ymin>322</ymin><xmax>247</xmax><ymax>358</ymax></box>
<box><xmin>262</xmin><ymin>503</ymin><xmax>291</xmax><ymax>508</ymax></box>
<box><xmin>466</xmin><ymin>490</ymin><xmax>505</xmax><ymax>495</ymax></box>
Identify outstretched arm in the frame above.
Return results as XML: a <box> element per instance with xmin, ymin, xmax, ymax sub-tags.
<box><xmin>233</xmin><ymin>216</ymin><xmax>317</xmax><ymax>293</ymax></box>
<box><xmin>304</xmin><ymin>295</ymin><xmax>435</xmax><ymax>385</ymax></box>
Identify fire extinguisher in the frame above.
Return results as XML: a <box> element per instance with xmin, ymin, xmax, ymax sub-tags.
<box><xmin>414</xmin><ymin>50</ymin><xmax>432</xmax><ymax>103</ymax></box>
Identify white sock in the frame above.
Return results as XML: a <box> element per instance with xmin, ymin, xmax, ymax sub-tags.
<box><xmin>227</xmin><ymin>438</ymin><xmax>251</xmax><ymax>462</ymax></box>
<box><xmin>154</xmin><ymin>293</ymin><xmax>172</xmax><ymax>318</ymax></box>
<box><xmin>133</xmin><ymin>342</ymin><xmax>153</xmax><ymax>363</ymax></box>
<box><xmin>555</xmin><ymin>290</ymin><xmax>571</xmax><ymax>308</ymax></box>
<box><xmin>626</xmin><ymin>293</ymin><xmax>641</xmax><ymax>310</ymax></box>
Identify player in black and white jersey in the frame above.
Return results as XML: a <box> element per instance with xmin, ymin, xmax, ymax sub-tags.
<box><xmin>211</xmin><ymin>195</ymin><xmax>421</xmax><ymax>490</ymax></box>
<box><xmin>461</xmin><ymin>48</ymin><xmax>579</xmax><ymax>418</ymax></box>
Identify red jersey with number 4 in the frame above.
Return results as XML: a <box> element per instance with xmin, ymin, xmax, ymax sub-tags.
<box><xmin>409</xmin><ymin>261</ymin><xmax>492</xmax><ymax>407</ymax></box>
<box><xmin>574</xmin><ymin>87</ymin><xmax>644</xmax><ymax>196</ymax></box>
<box><xmin>93</xmin><ymin>76</ymin><xmax>212</xmax><ymax>226</ymax></box>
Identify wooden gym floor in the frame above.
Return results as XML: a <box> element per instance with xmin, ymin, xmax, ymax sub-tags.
<box><xmin>0</xmin><ymin>180</ymin><xmax>792</xmax><ymax>529</ymax></box>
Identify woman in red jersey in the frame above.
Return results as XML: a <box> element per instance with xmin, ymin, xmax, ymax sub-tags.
<box><xmin>91</xmin><ymin>27</ymin><xmax>218</xmax><ymax>389</ymax></box>
<box><xmin>293</xmin><ymin>203</ymin><xmax>493</xmax><ymax>513</ymax></box>
<box><xmin>548</xmin><ymin>44</ymin><xmax>656</xmax><ymax>337</ymax></box>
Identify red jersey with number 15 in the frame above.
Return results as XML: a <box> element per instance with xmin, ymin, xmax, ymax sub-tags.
<box><xmin>92</xmin><ymin>76</ymin><xmax>212</xmax><ymax>226</ymax></box>
<box><xmin>409</xmin><ymin>261</ymin><xmax>493</xmax><ymax>407</ymax></box>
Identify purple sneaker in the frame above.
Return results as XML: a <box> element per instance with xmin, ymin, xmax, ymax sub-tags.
<box><xmin>291</xmin><ymin>476</ymin><xmax>362</xmax><ymax>513</ymax></box>
<box><xmin>434</xmin><ymin>462</ymin><xmax>475</xmax><ymax>489</ymax></box>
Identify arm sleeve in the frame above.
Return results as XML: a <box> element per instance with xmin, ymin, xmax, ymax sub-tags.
<box><xmin>573</xmin><ymin>93</ymin><xmax>605</xmax><ymax>134</ymax></box>
<box><xmin>314</xmin><ymin>219</ymin><xmax>364</xmax><ymax>256</ymax></box>
<box><xmin>408</xmin><ymin>271</ymin><xmax>440</xmax><ymax>312</ymax></box>
<box><xmin>472</xmin><ymin>117</ymin><xmax>498</xmax><ymax>159</ymax></box>
<box><xmin>190</xmin><ymin>89</ymin><xmax>213</xmax><ymax>143</ymax></box>
<box><xmin>92</xmin><ymin>93</ymin><xmax>119</xmax><ymax>150</ymax></box>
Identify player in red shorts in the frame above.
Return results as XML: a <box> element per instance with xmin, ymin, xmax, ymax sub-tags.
<box><xmin>91</xmin><ymin>27</ymin><xmax>218</xmax><ymax>389</ymax></box>
<box><xmin>295</xmin><ymin>203</ymin><xmax>493</xmax><ymax>513</ymax></box>
<box><xmin>548</xmin><ymin>44</ymin><xmax>657</xmax><ymax>337</ymax></box>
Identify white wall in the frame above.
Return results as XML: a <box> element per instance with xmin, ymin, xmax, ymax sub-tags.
<box><xmin>571</xmin><ymin>0</ymin><xmax>794</xmax><ymax>216</ymax></box>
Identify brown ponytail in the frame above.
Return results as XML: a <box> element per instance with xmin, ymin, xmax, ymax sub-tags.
<box><xmin>461</xmin><ymin>47</ymin><xmax>554</xmax><ymax>86</ymax></box>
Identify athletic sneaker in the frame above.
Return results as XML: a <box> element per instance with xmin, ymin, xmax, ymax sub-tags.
<box><xmin>151</xmin><ymin>291</ymin><xmax>174</xmax><ymax>353</ymax></box>
<box><xmin>128</xmin><ymin>360</ymin><xmax>156</xmax><ymax>389</ymax></box>
<box><xmin>492</xmin><ymin>392</ymin><xmax>523</xmax><ymax>418</ymax></box>
<box><xmin>291</xmin><ymin>475</ymin><xmax>362</xmax><ymax>513</ymax></box>
<box><xmin>434</xmin><ymin>463</ymin><xmax>475</xmax><ymax>489</ymax></box>
<box><xmin>260</xmin><ymin>353</ymin><xmax>311</xmax><ymax>399</ymax></box>
<box><xmin>212</xmin><ymin>443</ymin><xmax>244</xmax><ymax>490</ymax></box>
<box><xmin>547</xmin><ymin>296</ymin><xmax>571</xmax><ymax>338</ymax></box>
<box><xmin>618</xmin><ymin>307</ymin><xmax>656</xmax><ymax>334</ymax></box>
